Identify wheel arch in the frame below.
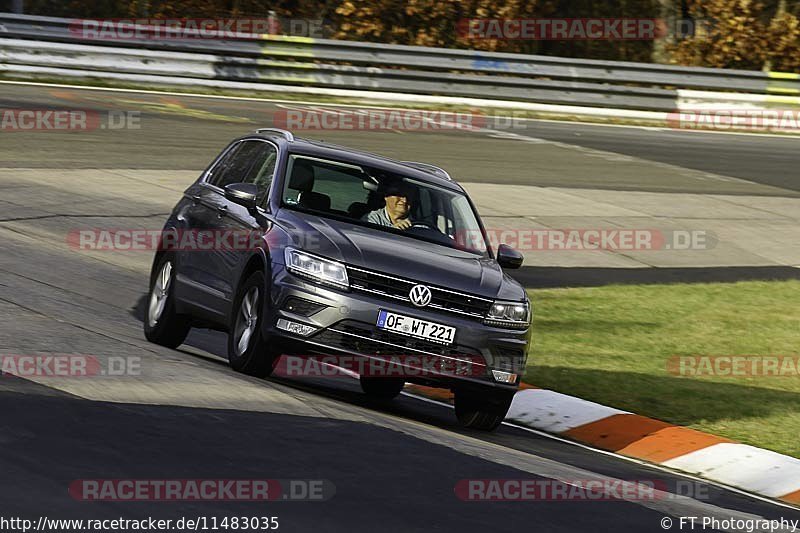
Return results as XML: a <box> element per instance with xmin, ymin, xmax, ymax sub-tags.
<box><xmin>239</xmin><ymin>248</ymin><xmax>271</xmax><ymax>287</ymax></box>
<box><xmin>230</xmin><ymin>248</ymin><xmax>274</xmax><ymax>338</ymax></box>
<box><xmin>232</xmin><ymin>249</ymin><xmax>273</xmax><ymax>319</ymax></box>
<box><xmin>149</xmin><ymin>225</ymin><xmax>181</xmax><ymax>283</ymax></box>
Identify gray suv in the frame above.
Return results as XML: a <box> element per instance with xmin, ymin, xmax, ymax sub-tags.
<box><xmin>144</xmin><ymin>129</ymin><xmax>531</xmax><ymax>430</ymax></box>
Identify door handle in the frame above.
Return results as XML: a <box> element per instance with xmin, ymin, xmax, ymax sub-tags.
<box><xmin>191</xmin><ymin>195</ymin><xmax>201</xmax><ymax>206</ymax></box>
<box><xmin>216</xmin><ymin>205</ymin><xmax>228</xmax><ymax>218</ymax></box>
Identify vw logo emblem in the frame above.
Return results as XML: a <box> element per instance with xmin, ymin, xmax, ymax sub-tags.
<box><xmin>409</xmin><ymin>285</ymin><xmax>432</xmax><ymax>307</ymax></box>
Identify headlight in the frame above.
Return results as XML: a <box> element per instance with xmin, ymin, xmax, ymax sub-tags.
<box><xmin>285</xmin><ymin>248</ymin><xmax>349</xmax><ymax>289</ymax></box>
<box><xmin>484</xmin><ymin>300</ymin><xmax>530</xmax><ymax>329</ymax></box>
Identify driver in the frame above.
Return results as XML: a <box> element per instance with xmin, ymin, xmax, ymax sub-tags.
<box><xmin>362</xmin><ymin>183</ymin><xmax>413</xmax><ymax>230</ymax></box>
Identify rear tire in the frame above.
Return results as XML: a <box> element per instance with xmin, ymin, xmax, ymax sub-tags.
<box><xmin>228</xmin><ymin>271</ymin><xmax>279</xmax><ymax>377</ymax></box>
<box><xmin>454</xmin><ymin>388</ymin><xmax>515</xmax><ymax>431</ymax></box>
<box><xmin>144</xmin><ymin>253</ymin><xmax>191</xmax><ymax>348</ymax></box>
<box><xmin>359</xmin><ymin>376</ymin><xmax>405</xmax><ymax>400</ymax></box>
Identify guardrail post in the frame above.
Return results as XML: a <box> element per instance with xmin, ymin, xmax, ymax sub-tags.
<box><xmin>268</xmin><ymin>10</ymin><xmax>279</xmax><ymax>35</ymax></box>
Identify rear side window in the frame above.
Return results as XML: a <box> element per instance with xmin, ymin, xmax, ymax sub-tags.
<box><xmin>283</xmin><ymin>155</ymin><xmax>368</xmax><ymax>215</ymax></box>
<box><xmin>207</xmin><ymin>140</ymin><xmax>278</xmax><ymax>204</ymax></box>
<box><xmin>308</xmin><ymin>164</ymin><xmax>368</xmax><ymax>211</ymax></box>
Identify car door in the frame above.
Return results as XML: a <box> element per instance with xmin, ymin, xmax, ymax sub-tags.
<box><xmin>200</xmin><ymin>140</ymin><xmax>280</xmax><ymax>319</ymax></box>
<box><xmin>174</xmin><ymin>142</ymin><xmax>241</xmax><ymax>320</ymax></box>
<box><xmin>175</xmin><ymin>139</ymin><xmax>278</xmax><ymax>322</ymax></box>
<box><xmin>211</xmin><ymin>140</ymin><xmax>279</xmax><ymax>319</ymax></box>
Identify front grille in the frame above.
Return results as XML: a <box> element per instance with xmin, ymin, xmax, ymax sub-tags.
<box><xmin>346</xmin><ymin>265</ymin><xmax>493</xmax><ymax>319</ymax></box>
<box><xmin>312</xmin><ymin>320</ymin><xmax>485</xmax><ymax>364</ymax></box>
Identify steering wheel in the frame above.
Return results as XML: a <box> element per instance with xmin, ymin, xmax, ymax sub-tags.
<box><xmin>406</xmin><ymin>222</ymin><xmax>453</xmax><ymax>246</ymax></box>
<box><xmin>410</xmin><ymin>221</ymin><xmax>437</xmax><ymax>230</ymax></box>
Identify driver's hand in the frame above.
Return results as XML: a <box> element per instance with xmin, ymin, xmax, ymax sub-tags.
<box><xmin>393</xmin><ymin>218</ymin><xmax>412</xmax><ymax>230</ymax></box>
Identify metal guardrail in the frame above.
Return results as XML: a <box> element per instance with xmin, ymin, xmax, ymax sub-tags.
<box><xmin>1</xmin><ymin>12</ymin><xmax>798</xmax><ymax>112</ymax></box>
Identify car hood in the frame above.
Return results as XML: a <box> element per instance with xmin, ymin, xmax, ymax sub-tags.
<box><xmin>276</xmin><ymin>210</ymin><xmax>523</xmax><ymax>299</ymax></box>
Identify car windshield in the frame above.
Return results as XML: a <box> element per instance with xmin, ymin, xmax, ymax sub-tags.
<box><xmin>280</xmin><ymin>154</ymin><xmax>489</xmax><ymax>255</ymax></box>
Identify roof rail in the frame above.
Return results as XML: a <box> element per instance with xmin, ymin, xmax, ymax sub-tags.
<box><xmin>256</xmin><ymin>128</ymin><xmax>294</xmax><ymax>141</ymax></box>
<box><xmin>401</xmin><ymin>161</ymin><xmax>452</xmax><ymax>180</ymax></box>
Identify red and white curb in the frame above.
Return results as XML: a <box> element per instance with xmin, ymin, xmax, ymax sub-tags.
<box><xmin>408</xmin><ymin>385</ymin><xmax>800</xmax><ymax>507</ymax></box>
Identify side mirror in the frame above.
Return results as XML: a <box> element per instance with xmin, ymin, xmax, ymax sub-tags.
<box><xmin>225</xmin><ymin>183</ymin><xmax>258</xmax><ymax>211</ymax></box>
<box><xmin>497</xmin><ymin>243</ymin><xmax>524</xmax><ymax>269</ymax></box>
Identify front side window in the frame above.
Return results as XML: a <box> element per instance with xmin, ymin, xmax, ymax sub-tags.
<box><xmin>207</xmin><ymin>140</ymin><xmax>277</xmax><ymax>204</ymax></box>
<box><xmin>281</xmin><ymin>154</ymin><xmax>488</xmax><ymax>255</ymax></box>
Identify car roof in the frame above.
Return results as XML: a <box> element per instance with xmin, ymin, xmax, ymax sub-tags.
<box><xmin>245</xmin><ymin>130</ymin><xmax>465</xmax><ymax>192</ymax></box>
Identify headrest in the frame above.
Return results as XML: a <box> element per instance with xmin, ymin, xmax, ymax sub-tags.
<box><xmin>347</xmin><ymin>201</ymin><xmax>370</xmax><ymax>219</ymax></box>
<box><xmin>289</xmin><ymin>160</ymin><xmax>315</xmax><ymax>191</ymax></box>
<box><xmin>299</xmin><ymin>191</ymin><xmax>331</xmax><ymax>211</ymax></box>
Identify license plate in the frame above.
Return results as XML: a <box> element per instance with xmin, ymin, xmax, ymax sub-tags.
<box><xmin>376</xmin><ymin>310</ymin><xmax>456</xmax><ymax>345</ymax></box>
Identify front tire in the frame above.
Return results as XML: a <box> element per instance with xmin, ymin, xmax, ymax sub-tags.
<box><xmin>454</xmin><ymin>388</ymin><xmax>515</xmax><ymax>431</ymax></box>
<box><xmin>144</xmin><ymin>253</ymin><xmax>191</xmax><ymax>348</ymax></box>
<box><xmin>228</xmin><ymin>271</ymin><xmax>279</xmax><ymax>377</ymax></box>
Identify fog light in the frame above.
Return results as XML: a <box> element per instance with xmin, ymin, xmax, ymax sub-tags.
<box><xmin>276</xmin><ymin>318</ymin><xmax>317</xmax><ymax>337</ymax></box>
<box><xmin>491</xmin><ymin>370</ymin><xmax>518</xmax><ymax>384</ymax></box>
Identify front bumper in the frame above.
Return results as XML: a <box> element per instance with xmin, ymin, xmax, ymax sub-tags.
<box><xmin>263</xmin><ymin>265</ymin><xmax>531</xmax><ymax>391</ymax></box>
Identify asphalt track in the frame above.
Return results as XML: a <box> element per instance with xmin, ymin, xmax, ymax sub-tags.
<box><xmin>1</xmin><ymin>82</ymin><xmax>800</xmax><ymax>532</ymax></box>
<box><xmin>0</xmin><ymin>83</ymin><xmax>797</xmax><ymax>196</ymax></box>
